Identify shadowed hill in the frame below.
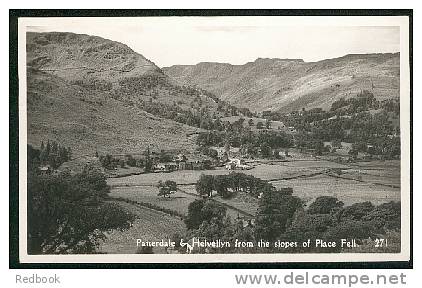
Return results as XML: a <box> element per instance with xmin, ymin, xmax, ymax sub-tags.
<box><xmin>26</xmin><ymin>32</ymin><xmax>214</xmax><ymax>156</ymax></box>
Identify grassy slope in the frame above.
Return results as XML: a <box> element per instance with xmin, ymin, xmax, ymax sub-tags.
<box><xmin>163</xmin><ymin>54</ymin><xmax>399</xmax><ymax>112</ymax></box>
<box><xmin>27</xmin><ymin>69</ymin><xmax>199</xmax><ymax>156</ymax></box>
<box><xmin>26</xmin><ymin>32</ymin><xmax>226</xmax><ymax>156</ymax></box>
<box><xmin>99</xmin><ymin>200</ymin><xmax>186</xmax><ymax>254</ymax></box>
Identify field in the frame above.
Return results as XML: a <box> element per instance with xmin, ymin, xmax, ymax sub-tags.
<box><xmin>98</xmin><ymin>200</ymin><xmax>186</xmax><ymax>254</ymax></box>
<box><xmin>101</xmin><ymin>159</ymin><xmax>401</xmax><ymax>252</ymax></box>
<box><xmin>109</xmin><ymin>184</ymin><xmax>256</xmax><ymax>220</ymax></box>
<box><xmin>107</xmin><ymin>168</ymin><xmax>230</xmax><ymax>187</ymax></box>
<box><xmin>271</xmin><ymin>174</ymin><xmax>400</xmax><ymax>206</ymax></box>
<box><xmin>109</xmin><ymin>185</ymin><xmax>197</xmax><ymax>215</ymax></box>
<box><xmin>107</xmin><ymin>159</ymin><xmax>348</xmax><ymax>186</ymax></box>
<box><xmin>107</xmin><ymin>159</ymin><xmax>400</xmax><ymax>209</ymax></box>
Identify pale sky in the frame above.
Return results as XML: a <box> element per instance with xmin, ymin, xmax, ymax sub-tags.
<box><xmin>25</xmin><ymin>17</ymin><xmax>400</xmax><ymax>67</ymax></box>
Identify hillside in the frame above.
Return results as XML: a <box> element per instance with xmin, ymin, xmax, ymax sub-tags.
<box><xmin>163</xmin><ymin>54</ymin><xmax>400</xmax><ymax>112</ymax></box>
<box><xmin>26</xmin><ymin>32</ymin><xmax>219</xmax><ymax>156</ymax></box>
<box><xmin>26</xmin><ymin>32</ymin><xmax>224</xmax><ymax>110</ymax></box>
<box><xmin>27</xmin><ymin>68</ymin><xmax>200</xmax><ymax>156</ymax></box>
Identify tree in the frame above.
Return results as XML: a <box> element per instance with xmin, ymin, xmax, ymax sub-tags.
<box><xmin>307</xmin><ymin>196</ymin><xmax>344</xmax><ymax>215</ymax></box>
<box><xmin>248</xmin><ymin>119</ymin><xmax>254</xmax><ymax>126</ymax></box>
<box><xmin>144</xmin><ymin>147</ymin><xmax>152</xmax><ymax>172</ymax></box>
<box><xmin>28</xmin><ymin>145</ymin><xmax>41</xmax><ymax>171</ymax></box>
<box><xmin>196</xmin><ymin>174</ymin><xmax>214</xmax><ymax>197</ymax></box>
<box><xmin>184</xmin><ymin>199</ymin><xmax>227</xmax><ymax>230</ymax></box>
<box><xmin>119</xmin><ymin>159</ymin><xmax>125</xmax><ymax>168</ymax></box>
<box><xmin>362</xmin><ymin>201</ymin><xmax>400</xmax><ymax>231</ymax></box>
<box><xmin>126</xmin><ymin>154</ymin><xmax>137</xmax><ymax>167</ymax></box>
<box><xmin>339</xmin><ymin>201</ymin><xmax>374</xmax><ymax>221</ymax></box>
<box><xmin>255</xmin><ymin>188</ymin><xmax>302</xmax><ymax>241</ymax></box>
<box><xmin>27</xmin><ymin>166</ymin><xmax>135</xmax><ymax>254</ymax></box>
<box><xmin>265</xmin><ymin>119</ymin><xmax>271</xmax><ymax>129</ymax></box>
<box><xmin>325</xmin><ymin>220</ymin><xmax>373</xmax><ymax>249</ymax></box>
<box><xmin>260</xmin><ymin>144</ymin><xmax>271</xmax><ymax>158</ymax></box>
<box><xmin>159</xmin><ymin>149</ymin><xmax>172</xmax><ymax>163</ymax></box>
<box><xmin>157</xmin><ymin>180</ymin><xmax>178</xmax><ymax>198</ymax></box>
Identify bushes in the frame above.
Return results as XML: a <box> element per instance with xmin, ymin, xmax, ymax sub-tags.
<box><xmin>196</xmin><ymin>174</ymin><xmax>214</xmax><ymax>197</ymax></box>
<box><xmin>37</xmin><ymin>140</ymin><xmax>72</xmax><ymax>169</ymax></box>
<box><xmin>184</xmin><ymin>199</ymin><xmax>227</xmax><ymax>230</ymax></box>
<box><xmin>99</xmin><ymin>154</ymin><xmax>118</xmax><ymax>170</ymax></box>
<box><xmin>307</xmin><ymin>196</ymin><xmax>344</xmax><ymax>214</ymax></box>
<box><xmin>255</xmin><ymin>188</ymin><xmax>303</xmax><ymax>242</ymax></box>
<box><xmin>184</xmin><ymin>173</ymin><xmax>401</xmax><ymax>254</ymax></box>
<box><xmin>71</xmin><ymin>78</ymin><xmax>112</xmax><ymax>91</ymax></box>
<box><xmin>196</xmin><ymin>130</ymin><xmax>294</xmax><ymax>151</ymax></box>
<box><xmin>27</xmin><ymin>167</ymin><xmax>134</xmax><ymax>254</ymax></box>
<box><xmin>325</xmin><ymin>220</ymin><xmax>374</xmax><ymax>245</ymax></box>
<box><xmin>339</xmin><ymin>201</ymin><xmax>375</xmax><ymax>220</ymax></box>
<box><xmin>362</xmin><ymin>201</ymin><xmax>401</xmax><ymax>230</ymax></box>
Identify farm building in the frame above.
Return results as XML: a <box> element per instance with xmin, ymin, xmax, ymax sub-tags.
<box><xmin>153</xmin><ymin>162</ymin><xmax>178</xmax><ymax>172</ymax></box>
<box><xmin>258</xmin><ymin>110</ymin><xmax>272</xmax><ymax>118</ymax></box>
<box><xmin>225</xmin><ymin>158</ymin><xmax>252</xmax><ymax>170</ymax></box>
<box><xmin>186</xmin><ymin>157</ymin><xmax>213</xmax><ymax>170</ymax></box>
<box><xmin>173</xmin><ymin>153</ymin><xmax>187</xmax><ymax>162</ymax></box>
<box><xmin>152</xmin><ymin>154</ymin><xmax>214</xmax><ymax>172</ymax></box>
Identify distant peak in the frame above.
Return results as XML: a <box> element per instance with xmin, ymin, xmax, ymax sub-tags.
<box><xmin>254</xmin><ymin>58</ymin><xmax>304</xmax><ymax>63</ymax></box>
<box><xmin>341</xmin><ymin>52</ymin><xmax>399</xmax><ymax>59</ymax></box>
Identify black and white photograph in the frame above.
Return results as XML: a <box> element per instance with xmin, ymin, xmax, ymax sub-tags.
<box><xmin>13</xmin><ymin>12</ymin><xmax>411</xmax><ymax>265</ymax></box>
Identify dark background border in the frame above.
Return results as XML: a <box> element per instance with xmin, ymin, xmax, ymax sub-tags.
<box><xmin>9</xmin><ymin>9</ymin><xmax>413</xmax><ymax>269</ymax></box>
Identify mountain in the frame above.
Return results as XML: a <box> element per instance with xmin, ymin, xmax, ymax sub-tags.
<box><xmin>26</xmin><ymin>32</ymin><xmax>218</xmax><ymax>156</ymax></box>
<box><xmin>163</xmin><ymin>54</ymin><xmax>400</xmax><ymax>112</ymax></box>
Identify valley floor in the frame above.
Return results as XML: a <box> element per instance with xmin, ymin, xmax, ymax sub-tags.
<box><xmin>99</xmin><ymin>158</ymin><xmax>400</xmax><ymax>254</ymax></box>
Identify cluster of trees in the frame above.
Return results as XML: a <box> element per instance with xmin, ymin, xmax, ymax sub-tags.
<box><xmin>98</xmin><ymin>154</ymin><xmax>125</xmax><ymax>170</ymax></box>
<box><xmin>264</xmin><ymin>91</ymin><xmax>400</xmax><ymax>159</ymax></box>
<box><xmin>126</xmin><ymin>96</ymin><xmax>248</xmax><ymax>131</ymax></box>
<box><xmin>115</xmin><ymin>74</ymin><xmax>253</xmax><ymax>130</ymax></box>
<box><xmin>181</xmin><ymin>199</ymin><xmax>254</xmax><ymax>254</ymax></box>
<box><xmin>196</xmin><ymin>173</ymin><xmax>275</xmax><ymax>199</ymax></box>
<box><xmin>28</xmin><ymin>141</ymin><xmax>72</xmax><ymax>169</ymax></box>
<box><xmin>226</xmin><ymin>117</ymin><xmax>272</xmax><ymax>131</ymax></box>
<box><xmin>99</xmin><ymin>149</ymin><xmax>173</xmax><ymax>172</ymax></box>
<box><xmin>179</xmin><ymin>174</ymin><xmax>401</xmax><ymax>254</ymax></box>
<box><xmin>272</xmin><ymin>90</ymin><xmax>398</xmax><ymax>125</ymax></box>
<box><xmin>329</xmin><ymin>90</ymin><xmax>399</xmax><ymax>116</ymax></box>
<box><xmin>117</xmin><ymin>74</ymin><xmax>170</xmax><ymax>94</ymax></box>
<box><xmin>157</xmin><ymin>180</ymin><xmax>178</xmax><ymax>198</ymax></box>
<box><xmin>27</xmin><ymin>151</ymin><xmax>134</xmax><ymax>254</ymax></box>
<box><xmin>330</xmin><ymin>90</ymin><xmax>379</xmax><ymax>113</ymax></box>
<box><xmin>281</xmin><ymin>196</ymin><xmax>400</xmax><ymax>253</ymax></box>
<box><xmin>196</xmin><ymin>130</ymin><xmax>293</xmax><ymax>159</ymax></box>
<box><xmin>295</xmin><ymin>133</ymin><xmax>330</xmax><ymax>155</ymax></box>
<box><xmin>71</xmin><ymin>78</ymin><xmax>112</xmax><ymax>91</ymax></box>
<box><xmin>254</xmin><ymin>188</ymin><xmax>303</xmax><ymax>242</ymax></box>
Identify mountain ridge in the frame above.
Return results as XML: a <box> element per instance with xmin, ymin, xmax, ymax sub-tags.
<box><xmin>163</xmin><ymin>52</ymin><xmax>400</xmax><ymax>112</ymax></box>
<box><xmin>26</xmin><ymin>32</ymin><xmax>216</xmax><ymax>155</ymax></box>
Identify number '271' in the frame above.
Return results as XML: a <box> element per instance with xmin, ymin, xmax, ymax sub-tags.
<box><xmin>375</xmin><ymin>238</ymin><xmax>388</xmax><ymax>247</ymax></box>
